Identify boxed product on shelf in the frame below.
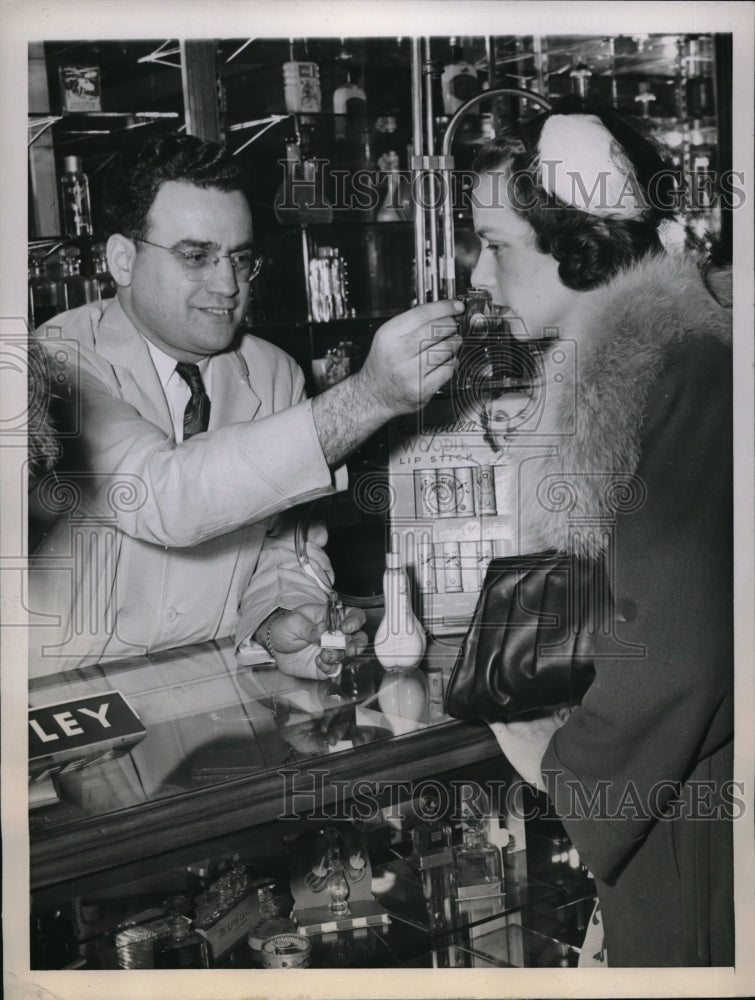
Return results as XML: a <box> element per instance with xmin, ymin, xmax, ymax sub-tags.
<box><xmin>386</xmin><ymin>393</ymin><xmax>518</xmax><ymax>637</ymax></box>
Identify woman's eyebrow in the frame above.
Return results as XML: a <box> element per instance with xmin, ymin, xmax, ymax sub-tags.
<box><xmin>476</xmin><ymin>228</ymin><xmax>510</xmax><ymax>240</ymax></box>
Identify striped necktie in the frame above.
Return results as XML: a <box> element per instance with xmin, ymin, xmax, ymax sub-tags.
<box><xmin>175</xmin><ymin>362</ymin><xmax>210</xmax><ymax>439</ymax></box>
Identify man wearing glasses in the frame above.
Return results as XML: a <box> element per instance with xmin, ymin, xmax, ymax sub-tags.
<box><xmin>30</xmin><ymin>134</ymin><xmax>462</xmax><ymax>679</ymax></box>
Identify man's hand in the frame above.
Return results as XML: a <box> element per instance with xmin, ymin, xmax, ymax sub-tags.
<box><xmin>279</xmin><ymin>697</ymin><xmax>360</xmax><ymax>756</ymax></box>
<box><xmin>356</xmin><ymin>300</ymin><xmax>465</xmax><ymax>418</ymax></box>
<box><xmin>262</xmin><ymin>603</ymin><xmax>367</xmax><ymax>680</ymax></box>
<box><xmin>312</xmin><ymin>300</ymin><xmax>464</xmax><ymax>467</ymax></box>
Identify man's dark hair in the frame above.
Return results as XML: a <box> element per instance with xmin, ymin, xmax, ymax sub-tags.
<box><xmin>104</xmin><ymin>133</ymin><xmax>253</xmax><ymax>241</ymax></box>
<box><xmin>474</xmin><ymin>104</ymin><xmax>680</xmax><ymax>291</ymax></box>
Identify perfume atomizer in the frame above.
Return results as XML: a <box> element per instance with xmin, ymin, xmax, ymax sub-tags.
<box><xmin>453</xmin><ymin>288</ymin><xmax>508</xmax><ymax>398</ymax></box>
<box><xmin>457</xmin><ymin>288</ymin><xmax>494</xmax><ymax>340</ymax></box>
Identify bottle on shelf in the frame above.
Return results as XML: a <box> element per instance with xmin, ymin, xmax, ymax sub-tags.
<box><xmin>91</xmin><ymin>242</ymin><xmax>117</xmax><ymax>300</ymax></box>
<box><xmin>154</xmin><ymin>915</ymin><xmax>207</xmax><ymax>969</ymax></box>
<box><xmin>59</xmin><ymin>155</ymin><xmax>93</xmax><ymax>238</ymax></box>
<box><xmin>373</xmin><ymin>541</ymin><xmax>426</xmax><ymax>672</ymax></box>
<box><xmin>684</xmin><ymin>35</ymin><xmax>714</xmax><ymax>119</ymax></box>
<box><xmin>452</xmin><ymin>804</ymin><xmax>506</xmax><ymax>964</ymax></box>
<box><xmin>634</xmin><ymin>81</ymin><xmax>657</xmax><ymax>117</ymax></box>
<box><xmin>274</xmin><ymin>140</ymin><xmax>333</xmax><ymax>225</ymax></box>
<box><xmin>333</xmin><ymin>71</ymin><xmax>367</xmax><ymax>116</ymax></box>
<box><xmin>358</xmin><ymin>126</ymin><xmax>376</xmax><ymax>172</ymax></box>
<box><xmin>569</xmin><ymin>61</ymin><xmax>593</xmax><ymax>101</ymax></box>
<box><xmin>57</xmin><ymin>246</ymin><xmax>99</xmax><ymax>310</ymax></box>
<box><xmin>371</xmin><ymin>114</ymin><xmax>402</xmax><ymax>169</ymax></box>
<box><xmin>453</xmin><ymin>815</ymin><xmax>504</xmax><ymax>902</ymax></box>
<box><xmin>248</xmin><ymin>884</ymin><xmax>297</xmax><ymax>962</ymax></box>
<box><xmin>441</xmin><ymin>38</ymin><xmax>481</xmax><ymax>115</ymax></box>
<box><xmin>333</xmin><ymin>70</ymin><xmax>367</xmax><ymax>143</ymax></box>
<box><xmin>411</xmin><ymin>791</ymin><xmax>459</xmax><ymax>967</ymax></box>
<box><xmin>28</xmin><ymin>251</ymin><xmax>66</xmax><ymax>328</ymax></box>
<box><xmin>283</xmin><ymin>40</ymin><xmax>322</xmax><ymax>113</ymax></box>
<box><xmin>333</xmin><ymin>37</ymin><xmax>367</xmax><ymax>118</ymax></box>
<box><xmin>376</xmin><ymin>150</ymin><xmax>412</xmax><ymax>222</ymax></box>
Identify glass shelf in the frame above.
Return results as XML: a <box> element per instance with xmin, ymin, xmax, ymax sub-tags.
<box><xmin>36</xmin><ymin>825</ymin><xmax>595</xmax><ymax>970</ymax></box>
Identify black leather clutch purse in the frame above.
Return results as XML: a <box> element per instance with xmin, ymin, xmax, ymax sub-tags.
<box><xmin>445</xmin><ymin>551</ymin><xmax>610</xmax><ymax>721</ymax></box>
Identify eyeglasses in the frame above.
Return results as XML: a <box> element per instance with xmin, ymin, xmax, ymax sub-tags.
<box><xmin>135</xmin><ymin>238</ymin><xmax>263</xmax><ymax>283</ymax></box>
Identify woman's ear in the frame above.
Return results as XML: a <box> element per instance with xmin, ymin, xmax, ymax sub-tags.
<box><xmin>106</xmin><ymin>234</ymin><xmax>136</xmax><ymax>288</ymax></box>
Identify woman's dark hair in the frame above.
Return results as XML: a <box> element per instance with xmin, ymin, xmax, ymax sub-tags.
<box><xmin>104</xmin><ymin>133</ymin><xmax>253</xmax><ymax>241</ymax></box>
<box><xmin>474</xmin><ymin>105</ymin><xmax>680</xmax><ymax>290</ymax></box>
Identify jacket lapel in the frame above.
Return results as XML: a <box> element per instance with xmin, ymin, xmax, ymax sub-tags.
<box><xmin>94</xmin><ymin>299</ymin><xmax>174</xmax><ymax>435</ymax></box>
<box><xmin>208</xmin><ymin>348</ymin><xmax>261</xmax><ymax>429</ymax></box>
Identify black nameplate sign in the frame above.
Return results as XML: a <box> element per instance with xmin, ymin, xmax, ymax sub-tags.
<box><xmin>29</xmin><ymin>691</ymin><xmax>146</xmax><ymax>777</ymax></box>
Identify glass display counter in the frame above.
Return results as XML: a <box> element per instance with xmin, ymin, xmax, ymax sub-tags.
<box><xmin>29</xmin><ymin>634</ymin><xmax>595</xmax><ymax>970</ymax></box>
<box><xmin>30</xmin><ymin>635</ymin><xmax>486</xmax><ymax>884</ymax></box>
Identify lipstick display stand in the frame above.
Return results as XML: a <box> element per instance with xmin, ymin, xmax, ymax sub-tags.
<box><xmin>386</xmin><ymin>392</ymin><xmax>517</xmax><ymax>636</ymax></box>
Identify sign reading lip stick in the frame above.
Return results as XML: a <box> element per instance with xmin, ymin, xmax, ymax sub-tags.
<box><xmin>29</xmin><ymin>691</ymin><xmax>147</xmax><ymax>778</ymax></box>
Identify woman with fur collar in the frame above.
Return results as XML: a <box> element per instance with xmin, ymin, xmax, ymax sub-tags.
<box><xmin>467</xmin><ymin>108</ymin><xmax>733</xmax><ymax>967</ymax></box>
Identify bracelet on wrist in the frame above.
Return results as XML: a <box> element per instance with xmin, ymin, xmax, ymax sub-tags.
<box><xmin>260</xmin><ymin>608</ymin><xmax>292</xmax><ymax>657</ymax></box>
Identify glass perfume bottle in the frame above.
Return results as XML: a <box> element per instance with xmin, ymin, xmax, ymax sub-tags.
<box><xmin>322</xmin><ymin>837</ymin><xmax>351</xmax><ymax>917</ymax></box>
<box><xmin>248</xmin><ymin>884</ymin><xmax>297</xmax><ymax>963</ymax></box>
<box><xmin>453</xmin><ymin>810</ymin><xmax>505</xmax><ymax>959</ymax></box>
<box><xmin>59</xmin><ymin>155</ymin><xmax>93</xmax><ymax>238</ymax></box>
<box><xmin>91</xmin><ymin>242</ymin><xmax>116</xmax><ymax>299</ymax></box>
<box><xmin>333</xmin><ymin>72</ymin><xmax>366</xmax><ymax>116</ymax></box>
<box><xmin>58</xmin><ymin>246</ymin><xmax>99</xmax><ymax>309</ymax></box>
<box><xmin>684</xmin><ymin>35</ymin><xmax>714</xmax><ymax>118</ymax></box>
<box><xmin>454</xmin><ymin>817</ymin><xmax>504</xmax><ymax>897</ymax></box>
<box><xmin>376</xmin><ymin>150</ymin><xmax>412</xmax><ymax>222</ymax></box>
<box><xmin>28</xmin><ymin>252</ymin><xmax>66</xmax><ymax>328</ymax></box>
<box><xmin>411</xmin><ymin>792</ymin><xmax>459</xmax><ymax>967</ymax></box>
<box><xmin>441</xmin><ymin>38</ymin><xmax>480</xmax><ymax>115</ymax></box>
<box><xmin>252</xmin><ymin>886</ymin><xmax>296</xmax><ymax>940</ymax></box>
<box><xmin>274</xmin><ymin>140</ymin><xmax>332</xmax><ymax>225</ymax></box>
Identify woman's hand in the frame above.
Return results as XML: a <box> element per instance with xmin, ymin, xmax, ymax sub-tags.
<box><xmin>488</xmin><ymin>709</ymin><xmax>572</xmax><ymax>791</ymax></box>
<box><xmin>264</xmin><ymin>604</ymin><xmax>367</xmax><ymax>680</ymax></box>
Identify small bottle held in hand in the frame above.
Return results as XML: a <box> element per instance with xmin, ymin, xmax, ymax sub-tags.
<box><xmin>319</xmin><ymin>591</ymin><xmax>347</xmax><ymax>674</ymax></box>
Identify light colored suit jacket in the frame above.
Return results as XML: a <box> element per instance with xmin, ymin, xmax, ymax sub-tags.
<box><xmin>29</xmin><ymin>298</ymin><xmax>342</xmax><ymax>677</ymax></box>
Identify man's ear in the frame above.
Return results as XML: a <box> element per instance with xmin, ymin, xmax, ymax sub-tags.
<box><xmin>107</xmin><ymin>234</ymin><xmax>136</xmax><ymax>287</ymax></box>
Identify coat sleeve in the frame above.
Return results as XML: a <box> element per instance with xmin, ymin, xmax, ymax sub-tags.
<box><xmin>33</xmin><ymin>333</ymin><xmax>343</xmax><ymax>548</ymax></box>
<box><xmin>234</xmin><ymin>508</ymin><xmax>335</xmax><ymax>645</ymax></box>
<box><xmin>541</xmin><ymin>335</ymin><xmax>733</xmax><ymax>881</ymax></box>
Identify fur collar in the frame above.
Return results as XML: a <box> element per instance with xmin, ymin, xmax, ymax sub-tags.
<box><xmin>511</xmin><ymin>253</ymin><xmax>732</xmax><ymax>557</ymax></box>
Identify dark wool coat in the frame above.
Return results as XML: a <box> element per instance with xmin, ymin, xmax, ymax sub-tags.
<box><xmin>513</xmin><ymin>254</ymin><xmax>734</xmax><ymax>967</ymax></box>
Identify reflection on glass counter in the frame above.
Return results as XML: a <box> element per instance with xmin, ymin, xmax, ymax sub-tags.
<box><xmin>28</xmin><ymin>635</ymin><xmax>460</xmax><ymax>830</ymax></box>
